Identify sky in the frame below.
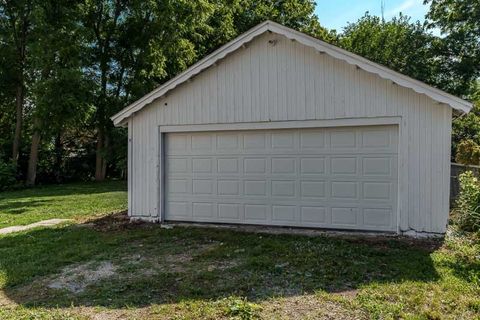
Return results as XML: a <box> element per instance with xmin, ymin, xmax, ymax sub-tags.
<box><xmin>314</xmin><ymin>0</ymin><xmax>431</xmax><ymax>32</ymax></box>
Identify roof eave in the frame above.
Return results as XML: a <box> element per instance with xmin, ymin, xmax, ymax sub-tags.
<box><xmin>111</xmin><ymin>20</ymin><xmax>473</xmax><ymax>126</ymax></box>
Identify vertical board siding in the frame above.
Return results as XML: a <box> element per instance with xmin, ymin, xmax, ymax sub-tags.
<box><xmin>129</xmin><ymin>32</ymin><xmax>452</xmax><ymax>233</ymax></box>
<box><xmin>131</xmin><ymin>106</ymin><xmax>158</xmax><ymax>218</ymax></box>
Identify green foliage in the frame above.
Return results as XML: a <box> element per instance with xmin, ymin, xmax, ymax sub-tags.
<box><xmin>452</xmin><ymin>85</ymin><xmax>480</xmax><ymax>162</ymax></box>
<box><xmin>0</xmin><ymin>159</ymin><xmax>16</xmax><ymax>191</ymax></box>
<box><xmin>339</xmin><ymin>14</ymin><xmax>447</xmax><ymax>92</ymax></box>
<box><xmin>0</xmin><ymin>0</ymin><xmax>327</xmax><ymax>184</ymax></box>
<box><xmin>454</xmin><ymin>171</ymin><xmax>480</xmax><ymax>232</ymax></box>
<box><xmin>426</xmin><ymin>0</ymin><xmax>480</xmax><ymax>96</ymax></box>
<box><xmin>455</xmin><ymin>139</ymin><xmax>480</xmax><ymax>165</ymax></box>
<box><xmin>224</xmin><ymin>297</ymin><xmax>261</xmax><ymax>319</ymax></box>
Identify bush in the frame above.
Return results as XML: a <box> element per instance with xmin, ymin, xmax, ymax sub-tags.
<box><xmin>0</xmin><ymin>160</ymin><xmax>16</xmax><ymax>191</ymax></box>
<box><xmin>223</xmin><ymin>297</ymin><xmax>261</xmax><ymax>320</ymax></box>
<box><xmin>456</xmin><ymin>139</ymin><xmax>480</xmax><ymax>165</ymax></box>
<box><xmin>455</xmin><ymin>171</ymin><xmax>480</xmax><ymax>232</ymax></box>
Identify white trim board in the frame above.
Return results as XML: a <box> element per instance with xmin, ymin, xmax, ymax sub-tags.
<box><xmin>112</xmin><ymin>20</ymin><xmax>472</xmax><ymax>126</ymax></box>
<box><xmin>159</xmin><ymin>117</ymin><xmax>401</xmax><ymax>133</ymax></box>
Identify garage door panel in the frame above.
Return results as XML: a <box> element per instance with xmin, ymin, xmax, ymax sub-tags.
<box><xmin>216</xmin><ymin>133</ymin><xmax>239</xmax><ymax>150</ymax></box>
<box><xmin>331</xmin><ymin>207</ymin><xmax>358</xmax><ymax>226</ymax></box>
<box><xmin>165</xmin><ymin>126</ymin><xmax>398</xmax><ymax>231</ymax></box>
<box><xmin>363</xmin><ymin>208</ymin><xmax>392</xmax><ymax>228</ymax></box>
<box><xmin>244</xmin><ymin>204</ymin><xmax>268</xmax><ymax>221</ymax></box>
<box><xmin>217</xmin><ymin>158</ymin><xmax>239</xmax><ymax>173</ymax></box>
<box><xmin>330</xmin><ymin>130</ymin><xmax>357</xmax><ymax>148</ymax></box>
<box><xmin>300</xmin><ymin>129</ymin><xmax>326</xmax><ymax>149</ymax></box>
<box><xmin>192</xmin><ymin>202</ymin><xmax>214</xmax><ymax>218</ymax></box>
<box><xmin>301</xmin><ymin>206</ymin><xmax>327</xmax><ymax>223</ymax></box>
<box><xmin>300</xmin><ymin>157</ymin><xmax>326</xmax><ymax>174</ymax></box>
<box><xmin>330</xmin><ymin>157</ymin><xmax>358</xmax><ymax>175</ymax></box>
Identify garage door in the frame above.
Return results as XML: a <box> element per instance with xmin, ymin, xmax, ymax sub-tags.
<box><xmin>164</xmin><ymin>126</ymin><xmax>398</xmax><ymax>231</ymax></box>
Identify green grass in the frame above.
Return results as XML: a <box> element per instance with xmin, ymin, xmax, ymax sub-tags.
<box><xmin>0</xmin><ymin>181</ymin><xmax>127</xmax><ymax>228</ymax></box>
<box><xmin>1</xmin><ymin>219</ymin><xmax>479</xmax><ymax>319</ymax></box>
<box><xmin>0</xmin><ymin>182</ymin><xmax>479</xmax><ymax>319</ymax></box>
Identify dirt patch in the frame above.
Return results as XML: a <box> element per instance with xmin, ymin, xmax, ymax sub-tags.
<box><xmin>75</xmin><ymin>306</ymin><xmax>151</xmax><ymax>320</ymax></box>
<box><xmin>260</xmin><ymin>294</ymin><xmax>366</xmax><ymax>319</ymax></box>
<box><xmin>332</xmin><ymin>288</ymin><xmax>359</xmax><ymax>300</ymax></box>
<box><xmin>121</xmin><ymin>242</ymin><xmax>234</xmax><ymax>276</ymax></box>
<box><xmin>152</xmin><ymin>242</ymin><xmax>223</xmax><ymax>274</ymax></box>
<box><xmin>161</xmin><ymin>252</ymin><xmax>194</xmax><ymax>273</ymax></box>
<box><xmin>47</xmin><ymin>261</ymin><xmax>117</xmax><ymax>294</ymax></box>
<box><xmin>0</xmin><ymin>290</ymin><xmax>16</xmax><ymax>307</ymax></box>
<box><xmin>206</xmin><ymin>259</ymin><xmax>240</xmax><ymax>272</ymax></box>
<box><xmin>79</xmin><ymin>211</ymin><xmax>149</xmax><ymax>232</ymax></box>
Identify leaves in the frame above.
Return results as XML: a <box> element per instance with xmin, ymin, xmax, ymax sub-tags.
<box><xmin>425</xmin><ymin>0</ymin><xmax>480</xmax><ymax>96</ymax></box>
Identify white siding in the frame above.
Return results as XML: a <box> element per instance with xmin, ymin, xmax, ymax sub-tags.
<box><xmin>129</xmin><ymin>32</ymin><xmax>452</xmax><ymax>233</ymax></box>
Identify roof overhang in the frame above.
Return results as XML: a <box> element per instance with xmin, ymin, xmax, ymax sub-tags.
<box><xmin>111</xmin><ymin>20</ymin><xmax>473</xmax><ymax>127</ymax></box>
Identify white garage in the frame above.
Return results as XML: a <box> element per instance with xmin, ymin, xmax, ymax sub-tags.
<box><xmin>111</xmin><ymin>21</ymin><xmax>472</xmax><ymax>236</ymax></box>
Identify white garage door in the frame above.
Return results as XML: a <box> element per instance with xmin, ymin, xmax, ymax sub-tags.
<box><xmin>164</xmin><ymin>126</ymin><xmax>398</xmax><ymax>232</ymax></box>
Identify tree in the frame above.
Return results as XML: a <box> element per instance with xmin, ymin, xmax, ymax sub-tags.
<box><xmin>425</xmin><ymin>0</ymin><xmax>480</xmax><ymax>96</ymax></box>
<box><xmin>80</xmin><ymin>0</ymin><xmax>216</xmax><ymax>181</ymax></box>
<box><xmin>25</xmin><ymin>0</ymin><xmax>91</xmax><ymax>185</ymax></box>
<box><xmin>0</xmin><ymin>0</ymin><xmax>34</xmax><ymax>168</ymax></box>
<box><xmin>0</xmin><ymin>0</ymin><xmax>337</xmax><ymax>185</ymax></box>
<box><xmin>200</xmin><ymin>0</ymin><xmax>334</xmax><ymax>57</ymax></box>
<box><xmin>339</xmin><ymin>14</ymin><xmax>443</xmax><ymax>90</ymax></box>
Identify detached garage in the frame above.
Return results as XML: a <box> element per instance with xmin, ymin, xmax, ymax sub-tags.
<box><xmin>111</xmin><ymin>21</ymin><xmax>472</xmax><ymax>236</ymax></box>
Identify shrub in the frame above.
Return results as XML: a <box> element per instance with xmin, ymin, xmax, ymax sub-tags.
<box><xmin>455</xmin><ymin>171</ymin><xmax>480</xmax><ymax>232</ymax></box>
<box><xmin>223</xmin><ymin>297</ymin><xmax>261</xmax><ymax>320</ymax></box>
<box><xmin>0</xmin><ymin>160</ymin><xmax>16</xmax><ymax>191</ymax></box>
<box><xmin>456</xmin><ymin>139</ymin><xmax>480</xmax><ymax>165</ymax></box>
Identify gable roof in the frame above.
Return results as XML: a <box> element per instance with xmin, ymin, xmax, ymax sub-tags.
<box><xmin>112</xmin><ymin>20</ymin><xmax>472</xmax><ymax>126</ymax></box>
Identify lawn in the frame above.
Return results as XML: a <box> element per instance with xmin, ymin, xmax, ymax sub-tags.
<box><xmin>0</xmin><ymin>183</ymin><xmax>479</xmax><ymax>319</ymax></box>
<box><xmin>0</xmin><ymin>181</ymin><xmax>127</xmax><ymax>228</ymax></box>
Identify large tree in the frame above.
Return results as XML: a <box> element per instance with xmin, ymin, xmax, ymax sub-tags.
<box><xmin>0</xmin><ymin>0</ymin><xmax>330</xmax><ymax>186</ymax></box>
<box><xmin>425</xmin><ymin>0</ymin><xmax>480</xmax><ymax>96</ymax></box>
<box><xmin>339</xmin><ymin>14</ymin><xmax>444</xmax><ymax>90</ymax></box>
<box><xmin>0</xmin><ymin>0</ymin><xmax>34</xmax><ymax>168</ymax></box>
<box><xmin>25</xmin><ymin>0</ymin><xmax>91</xmax><ymax>186</ymax></box>
<box><xmin>82</xmin><ymin>0</ymin><xmax>327</xmax><ymax>181</ymax></box>
<box><xmin>80</xmin><ymin>0</ymin><xmax>216</xmax><ymax>181</ymax></box>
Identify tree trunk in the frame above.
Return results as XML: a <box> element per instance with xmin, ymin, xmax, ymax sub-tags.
<box><xmin>12</xmin><ymin>84</ymin><xmax>24</xmax><ymax>166</ymax></box>
<box><xmin>101</xmin><ymin>134</ymin><xmax>109</xmax><ymax>179</ymax></box>
<box><xmin>26</xmin><ymin>120</ymin><xmax>41</xmax><ymax>186</ymax></box>
<box><xmin>54</xmin><ymin>132</ymin><xmax>63</xmax><ymax>183</ymax></box>
<box><xmin>95</xmin><ymin>128</ymin><xmax>106</xmax><ymax>181</ymax></box>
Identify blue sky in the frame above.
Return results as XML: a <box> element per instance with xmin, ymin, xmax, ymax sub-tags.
<box><xmin>315</xmin><ymin>0</ymin><xmax>430</xmax><ymax>32</ymax></box>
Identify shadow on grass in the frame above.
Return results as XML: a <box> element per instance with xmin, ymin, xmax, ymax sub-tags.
<box><xmin>0</xmin><ymin>213</ymin><xmax>446</xmax><ymax>309</ymax></box>
<box><xmin>0</xmin><ymin>199</ymin><xmax>54</xmax><ymax>215</ymax></box>
<box><xmin>0</xmin><ymin>180</ymin><xmax>126</xmax><ymax>201</ymax></box>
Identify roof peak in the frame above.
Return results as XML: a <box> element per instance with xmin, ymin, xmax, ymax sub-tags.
<box><xmin>112</xmin><ymin>20</ymin><xmax>472</xmax><ymax>126</ymax></box>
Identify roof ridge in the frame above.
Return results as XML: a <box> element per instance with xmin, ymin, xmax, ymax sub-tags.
<box><xmin>112</xmin><ymin>20</ymin><xmax>472</xmax><ymax>126</ymax></box>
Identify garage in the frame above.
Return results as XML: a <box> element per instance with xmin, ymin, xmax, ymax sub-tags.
<box><xmin>165</xmin><ymin>126</ymin><xmax>398</xmax><ymax>231</ymax></box>
<box><xmin>111</xmin><ymin>21</ymin><xmax>472</xmax><ymax>235</ymax></box>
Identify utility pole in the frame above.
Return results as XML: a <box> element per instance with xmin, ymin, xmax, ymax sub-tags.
<box><xmin>381</xmin><ymin>0</ymin><xmax>386</xmax><ymax>21</ymax></box>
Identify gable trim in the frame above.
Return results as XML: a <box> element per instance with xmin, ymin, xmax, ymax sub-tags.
<box><xmin>111</xmin><ymin>20</ymin><xmax>472</xmax><ymax>126</ymax></box>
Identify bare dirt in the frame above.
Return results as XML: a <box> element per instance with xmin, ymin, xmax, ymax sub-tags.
<box><xmin>47</xmin><ymin>261</ymin><xmax>118</xmax><ymax>294</ymax></box>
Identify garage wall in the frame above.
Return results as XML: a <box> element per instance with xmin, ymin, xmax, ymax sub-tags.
<box><xmin>129</xmin><ymin>32</ymin><xmax>452</xmax><ymax>233</ymax></box>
